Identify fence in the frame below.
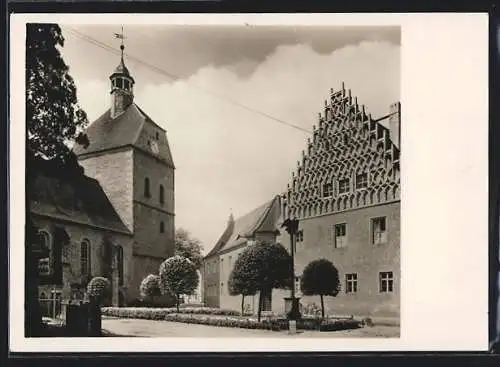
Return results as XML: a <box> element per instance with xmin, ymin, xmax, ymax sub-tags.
<box><xmin>39</xmin><ymin>291</ymin><xmax>62</xmax><ymax>320</ymax></box>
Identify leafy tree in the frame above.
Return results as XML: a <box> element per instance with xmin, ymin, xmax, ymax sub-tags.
<box><xmin>159</xmin><ymin>256</ymin><xmax>199</xmax><ymax>312</ymax></box>
<box><xmin>174</xmin><ymin>228</ymin><xmax>204</xmax><ymax>269</ymax></box>
<box><xmin>231</xmin><ymin>241</ymin><xmax>293</xmax><ymax>322</ymax></box>
<box><xmin>86</xmin><ymin>277</ymin><xmax>111</xmax><ymax>305</ymax></box>
<box><xmin>139</xmin><ymin>274</ymin><xmax>162</xmax><ymax>304</ymax></box>
<box><xmin>26</xmin><ymin>23</ymin><xmax>89</xmax><ymax>162</ymax></box>
<box><xmin>228</xmin><ymin>255</ymin><xmax>257</xmax><ymax>316</ymax></box>
<box><xmin>25</xmin><ymin>24</ymin><xmax>89</xmax><ymax>335</ymax></box>
<box><xmin>300</xmin><ymin>259</ymin><xmax>340</xmax><ymax>319</ymax></box>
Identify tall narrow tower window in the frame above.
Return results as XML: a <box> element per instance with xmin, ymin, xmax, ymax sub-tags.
<box><xmin>160</xmin><ymin>221</ymin><xmax>165</xmax><ymax>233</ymax></box>
<box><xmin>80</xmin><ymin>239</ymin><xmax>91</xmax><ymax>276</ymax></box>
<box><xmin>159</xmin><ymin>185</ymin><xmax>165</xmax><ymax>204</ymax></box>
<box><xmin>144</xmin><ymin>177</ymin><xmax>151</xmax><ymax>198</ymax></box>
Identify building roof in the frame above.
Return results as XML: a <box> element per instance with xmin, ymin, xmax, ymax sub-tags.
<box><xmin>28</xmin><ymin>164</ymin><xmax>131</xmax><ymax>235</ymax></box>
<box><xmin>73</xmin><ymin>103</ymin><xmax>174</xmax><ymax>166</ymax></box>
<box><xmin>204</xmin><ymin>195</ymin><xmax>281</xmax><ymax>258</ymax></box>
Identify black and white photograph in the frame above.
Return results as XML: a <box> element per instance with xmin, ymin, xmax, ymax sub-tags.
<box><xmin>9</xmin><ymin>13</ymin><xmax>489</xmax><ymax>353</ymax></box>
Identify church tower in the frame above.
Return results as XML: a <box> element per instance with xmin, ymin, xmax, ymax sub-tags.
<box><xmin>109</xmin><ymin>42</ymin><xmax>135</xmax><ymax>118</ymax></box>
<box><xmin>74</xmin><ymin>33</ymin><xmax>175</xmax><ymax>303</ymax></box>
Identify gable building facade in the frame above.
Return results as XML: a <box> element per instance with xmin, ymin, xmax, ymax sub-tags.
<box><xmin>203</xmin><ymin>84</ymin><xmax>400</xmax><ymax>320</ymax></box>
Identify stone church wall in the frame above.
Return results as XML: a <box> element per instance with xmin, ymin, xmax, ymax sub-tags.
<box><xmin>33</xmin><ymin>215</ymin><xmax>134</xmax><ymax>305</ymax></box>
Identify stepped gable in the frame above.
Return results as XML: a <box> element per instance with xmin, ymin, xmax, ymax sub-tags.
<box><xmin>282</xmin><ymin>83</ymin><xmax>401</xmax><ymax>219</ymax></box>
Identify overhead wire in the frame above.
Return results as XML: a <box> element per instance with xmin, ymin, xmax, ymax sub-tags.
<box><xmin>62</xmin><ymin>25</ymin><xmax>313</xmax><ymax>135</ymax></box>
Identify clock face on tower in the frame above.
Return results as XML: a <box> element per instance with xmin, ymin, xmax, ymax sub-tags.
<box><xmin>150</xmin><ymin>141</ymin><xmax>159</xmax><ymax>154</ymax></box>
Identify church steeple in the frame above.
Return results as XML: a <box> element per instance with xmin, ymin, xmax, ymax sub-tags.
<box><xmin>110</xmin><ymin>27</ymin><xmax>135</xmax><ymax>119</ymax></box>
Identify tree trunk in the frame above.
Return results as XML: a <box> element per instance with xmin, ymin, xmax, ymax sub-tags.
<box><xmin>257</xmin><ymin>291</ymin><xmax>263</xmax><ymax>322</ymax></box>
<box><xmin>241</xmin><ymin>295</ymin><xmax>245</xmax><ymax>316</ymax></box>
<box><xmin>320</xmin><ymin>294</ymin><xmax>325</xmax><ymax>320</ymax></box>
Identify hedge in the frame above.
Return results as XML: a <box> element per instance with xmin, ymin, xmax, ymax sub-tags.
<box><xmin>102</xmin><ymin>307</ymin><xmax>241</xmax><ymax>318</ymax></box>
<box><xmin>101</xmin><ymin>307</ymin><xmax>362</xmax><ymax>332</ymax></box>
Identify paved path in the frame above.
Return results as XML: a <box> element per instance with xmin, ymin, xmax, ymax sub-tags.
<box><xmin>102</xmin><ymin>317</ymin><xmax>400</xmax><ymax>338</ymax></box>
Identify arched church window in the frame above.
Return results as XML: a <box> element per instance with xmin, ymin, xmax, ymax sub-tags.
<box><xmin>160</xmin><ymin>221</ymin><xmax>165</xmax><ymax>233</ymax></box>
<box><xmin>116</xmin><ymin>78</ymin><xmax>123</xmax><ymax>89</ymax></box>
<box><xmin>80</xmin><ymin>239</ymin><xmax>91</xmax><ymax>276</ymax></box>
<box><xmin>144</xmin><ymin>177</ymin><xmax>151</xmax><ymax>198</ymax></box>
<box><xmin>124</xmin><ymin>79</ymin><xmax>129</xmax><ymax>90</ymax></box>
<box><xmin>38</xmin><ymin>231</ymin><xmax>51</xmax><ymax>276</ymax></box>
<box><xmin>38</xmin><ymin>231</ymin><xmax>50</xmax><ymax>250</ymax></box>
<box><xmin>159</xmin><ymin>185</ymin><xmax>165</xmax><ymax>204</ymax></box>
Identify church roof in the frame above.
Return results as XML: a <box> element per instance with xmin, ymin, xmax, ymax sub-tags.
<box><xmin>204</xmin><ymin>195</ymin><xmax>281</xmax><ymax>258</ymax></box>
<box><xmin>29</xmin><ymin>166</ymin><xmax>131</xmax><ymax>235</ymax></box>
<box><xmin>73</xmin><ymin>103</ymin><xmax>174</xmax><ymax>167</ymax></box>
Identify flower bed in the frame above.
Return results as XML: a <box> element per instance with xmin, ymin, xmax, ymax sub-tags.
<box><xmin>101</xmin><ymin>307</ymin><xmax>362</xmax><ymax>332</ymax></box>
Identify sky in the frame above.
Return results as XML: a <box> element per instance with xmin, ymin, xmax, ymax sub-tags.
<box><xmin>58</xmin><ymin>24</ymin><xmax>401</xmax><ymax>255</ymax></box>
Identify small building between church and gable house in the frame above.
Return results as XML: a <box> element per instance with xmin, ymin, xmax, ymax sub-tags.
<box><xmin>31</xmin><ymin>42</ymin><xmax>176</xmax><ymax>308</ymax></box>
<box><xmin>203</xmin><ymin>196</ymin><xmax>282</xmax><ymax>314</ymax></box>
<box><xmin>203</xmin><ymin>84</ymin><xmax>400</xmax><ymax>320</ymax></box>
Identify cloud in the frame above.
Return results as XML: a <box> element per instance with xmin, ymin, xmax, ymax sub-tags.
<box><xmin>71</xmin><ymin>40</ymin><xmax>400</xmax><ymax>254</ymax></box>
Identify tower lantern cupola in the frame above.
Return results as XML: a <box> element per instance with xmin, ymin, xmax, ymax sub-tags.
<box><xmin>110</xmin><ymin>33</ymin><xmax>135</xmax><ymax>119</ymax></box>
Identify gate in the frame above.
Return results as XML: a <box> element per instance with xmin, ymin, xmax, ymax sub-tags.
<box><xmin>39</xmin><ymin>288</ymin><xmax>62</xmax><ymax>319</ymax></box>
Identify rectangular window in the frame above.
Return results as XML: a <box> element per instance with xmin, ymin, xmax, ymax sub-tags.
<box><xmin>379</xmin><ymin>271</ymin><xmax>394</xmax><ymax>293</ymax></box>
<box><xmin>372</xmin><ymin>217</ymin><xmax>387</xmax><ymax>245</ymax></box>
<box><xmin>295</xmin><ymin>230</ymin><xmax>304</xmax><ymax>253</ymax></box>
<box><xmin>339</xmin><ymin>178</ymin><xmax>350</xmax><ymax>194</ymax></box>
<box><xmin>322</xmin><ymin>182</ymin><xmax>333</xmax><ymax>198</ymax></box>
<box><xmin>345</xmin><ymin>273</ymin><xmax>358</xmax><ymax>293</ymax></box>
<box><xmin>356</xmin><ymin>173</ymin><xmax>368</xmax><ymax>189</ymax></box>
<box><xmin>334</xmin><ymin>223</ymin><xmax>347</xmax><ymax>248</ymax></box>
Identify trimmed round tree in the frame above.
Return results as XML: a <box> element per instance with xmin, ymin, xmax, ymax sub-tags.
<box><xmin>86</xmin><ymin>276</ymin><xmax>111</xmax><ymax>305</ymax></box>
<box><xmin>139</xmin><ymin>274</ymin><xmax>162</xmax><ymax>305</ymax></box>
<box><xmin>232</xmin><ymin>241</ymin><xmax>293</xmax><ymax>322</ymax></box>
<box><xmin>300</xmin><ymin>259</ymin><xmax>340</xmax><ymax>319</ymax></box>
<box><xmin>159</xmin><ymin>256</ymin><xmax>199</xmax><ymax>312</ymax></box>
<box><xmin>228</xmin><ymin>256</ymin><xmax>257</xmax><ymax>316</ymax></box>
